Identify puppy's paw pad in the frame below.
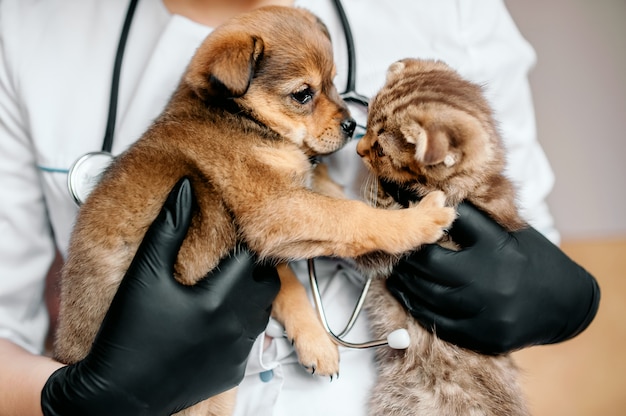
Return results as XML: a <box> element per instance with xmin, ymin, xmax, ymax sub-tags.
<box><xmin>419</xmin><ymin>190</ymin><xmax>446</xmax><ymax>208</ymax></box>
<box><xmin>412</xmin><ymin>192</ymin><xmax>456</xmax><ymax>229</ymax></box>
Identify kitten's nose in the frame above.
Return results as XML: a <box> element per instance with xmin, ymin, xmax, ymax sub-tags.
<box><xmin>356</xmin><ymin>137</ymin><xmax>366</xmax><ymax>157</ymax></box>
<box><xmin>341</xmin><ymin>117</ymin><xmax>356</xmax><ymax>138</ymax></box>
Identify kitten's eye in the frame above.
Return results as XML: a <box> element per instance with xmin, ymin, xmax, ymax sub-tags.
<box><xmin>291</xmin><ymin>86</ymin><xmax>314</xmax><ymax>104</ymax></box>
<box><xmin>372</xmin><ymin>140</ymin><xmax>385</xmax><ymax>157</ymax></box>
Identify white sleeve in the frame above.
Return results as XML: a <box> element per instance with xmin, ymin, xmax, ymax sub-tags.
<box><xmin>0</xmin><ymin>1</ymin><xmax>55</xmax><ymax>354</ymax></box>
<box><xmin>460</xmin><ymin>1</ymin><xmax>560</xmax><ymax>243</ymax></box>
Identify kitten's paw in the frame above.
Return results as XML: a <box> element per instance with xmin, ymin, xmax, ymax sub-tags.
<box><xmin>290</xmin><ymin>323</ymin><xmax>339</xmax><ymax>379</ymax></box>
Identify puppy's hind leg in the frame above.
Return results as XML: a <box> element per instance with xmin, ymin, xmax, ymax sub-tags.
<box><xmin>272</xmin><ymin>263</ymin><xmax>340</xmax><ymax>379</ymax></box>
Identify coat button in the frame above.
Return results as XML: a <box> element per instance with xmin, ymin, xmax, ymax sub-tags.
<box><xmin>259</xmin><ymin>369</ymin><xmax>274</xmax><ymax>382</ymax></box>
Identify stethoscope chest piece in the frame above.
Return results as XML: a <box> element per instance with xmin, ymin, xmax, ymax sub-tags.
<box><xmin>67</xmin><ymin>151</ymin><xmax>115</xmax><ymax>206</ymax></box>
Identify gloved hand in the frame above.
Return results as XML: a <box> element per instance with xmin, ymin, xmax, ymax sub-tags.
<box><xmin>387</xmin><ymin>202</ymin><xmax>600</xmax><ymax>355</ymax></box>
<box><xmin>41</xmin><ymin>178</ymin><xmax>280</xmax><ymax>416</ymax></box>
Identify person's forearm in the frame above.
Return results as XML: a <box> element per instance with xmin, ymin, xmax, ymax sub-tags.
<box><xmin>0</xmin><ymin>338</ymin><xmax>64</xmax><ymax>416</ymax></box>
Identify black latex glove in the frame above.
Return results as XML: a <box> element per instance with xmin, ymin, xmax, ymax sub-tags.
<box><xmin>41</xmin><ymin>178</ymin><xmax>280</xmax><ymax>416</ymax></box>
<box><xmin>387</xmin><ymin>202</ymin><xmax>600</xmax><ymax>355</ymax></box>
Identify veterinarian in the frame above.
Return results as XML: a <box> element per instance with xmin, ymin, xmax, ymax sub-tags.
<box><xmin>0</xmin><ymin>1</ymin><xmax>600</xmax><ymax>415</ymax></box>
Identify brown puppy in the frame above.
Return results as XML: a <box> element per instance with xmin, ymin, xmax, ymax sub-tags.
<box><xmin>54</xmin><ymin>7</ymin><xmax>455</xmax><ymax>416</ymax></box>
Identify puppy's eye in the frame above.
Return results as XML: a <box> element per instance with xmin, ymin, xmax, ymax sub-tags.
<box><xmin>291</xmin><ymin>87</ymin><xmax>314</xmax><ymax>104</ymax></box>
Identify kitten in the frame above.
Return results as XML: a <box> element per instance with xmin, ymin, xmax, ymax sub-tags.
<box><xmin>355</xmin><ymin>59</ymin><xmax>530</xmax><ymax>416</ymax></box>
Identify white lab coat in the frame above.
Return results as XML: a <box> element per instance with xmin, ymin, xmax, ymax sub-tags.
<box><xmin>0</xmin><ymin>0</ymin><xmax>556</xmax><ymax>414</ymax></box>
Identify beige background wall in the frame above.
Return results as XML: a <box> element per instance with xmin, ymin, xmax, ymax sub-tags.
<box><xmin>505</xmin><ymin>0</ymin><xmax>626</xmax><ymax>241</ymax></box>
<box><xmin>503</xmin><ymin>3</ymin><xmax>625</xmax><ymax>415</ymax></box>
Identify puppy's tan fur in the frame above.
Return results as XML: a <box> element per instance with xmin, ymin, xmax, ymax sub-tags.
<box><xmin>356</xmin><ymin>59</ymin><xmax>530</xmax><ymax>415</ymax></box>
<box><xmin>54</xmin><ymin>8</ymin><xmax>455</xmax><ymax>416</ymax></box>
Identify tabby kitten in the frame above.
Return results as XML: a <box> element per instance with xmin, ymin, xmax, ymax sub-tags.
<box><xmin>355</xmin><ymin>59</ymin><xmax>530</xmax><ymax>416</ymax></box>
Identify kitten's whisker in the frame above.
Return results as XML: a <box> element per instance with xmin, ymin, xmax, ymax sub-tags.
<box><xmin>360</xmin><ymin>172</ymin><xmax>379</xmax><ymax>207</ymax></box>
<box><xmin>371</xmin><ymin>178</ymin><xmax>379</xmax><ymax>208</ymax></box>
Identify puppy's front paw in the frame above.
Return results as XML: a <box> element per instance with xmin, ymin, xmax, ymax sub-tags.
<box><xmin>407</xmin><ymin>190</ymin><xmax>456</xmax><ymax>244</ymax></box>
<box><xmin>289</xmin><ymin>322</ymin><xmax>339</xmax><ymax>380</ymax></box>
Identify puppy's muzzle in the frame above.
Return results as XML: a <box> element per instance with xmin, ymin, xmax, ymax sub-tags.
<box><xmin>341</xmin><ymin>117</ymin><xmax>357</xmax><ymax>139</ymax></box>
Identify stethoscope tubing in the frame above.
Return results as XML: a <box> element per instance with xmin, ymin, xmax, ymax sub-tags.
<box><xmin>102</xmin><ymin>0</ymin><xmax>139</xmax><ymax>153</ymax></box>
<box><xmin>308</xmin><ymin>259</ymin><xmax>391</xmax><ymax>349</ymax></box>
<box><xmin>331</xmin><ymin>0</ymin><xmax>370</xmax><ymax>108</ymax></box>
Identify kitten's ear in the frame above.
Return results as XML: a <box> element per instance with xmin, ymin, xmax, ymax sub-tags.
<box><xmin>386</xmin><ymin>60</ymin><xmax>407</xmax><ymax>84</ymax></box>
<box><xmin>401</xmin><ymin>123</ymin><xmax>450</xmax><ymax>166</ymax></box>
<box><xmin>185</xmin><ymin>30</ymin><xmax>264</xmax><ymax>100</ymax></box>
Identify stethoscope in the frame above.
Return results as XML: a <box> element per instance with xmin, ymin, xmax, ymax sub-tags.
<box><xmin>67</xmin><ymin>0</ymin><xmax>410</xmax><ymax>350</ymax></box>
<box><xmin>66</xmin><ymin>0</ymin><xmax>139</xmax><ymax>206</ymax></box>
<box><xmin>309</xmin><ymin>0</ymin><xmax>410</xmax><ymax>350</ymax></box>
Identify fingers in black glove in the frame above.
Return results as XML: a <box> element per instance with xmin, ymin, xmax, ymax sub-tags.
<box><xmin>42</xmin><ymin>178</ymin><xmax>280</xmax><ymax>416</ymax></box>
<box><xmin>387</xmin><ymin>202</ymin><xmax>600</xmax><ymax>355</ymax></box>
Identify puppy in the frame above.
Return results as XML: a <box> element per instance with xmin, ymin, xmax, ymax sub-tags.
<box><xmin>54</xmin><ymin>6</ymin><xmax>455</xmax><ymax>416</ymax></box>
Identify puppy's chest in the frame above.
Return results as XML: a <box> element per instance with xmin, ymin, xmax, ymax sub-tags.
<box><xmin>249</xmin><ymin>145</ymin><xmax>315</xmax><ymax>184</ymax></box>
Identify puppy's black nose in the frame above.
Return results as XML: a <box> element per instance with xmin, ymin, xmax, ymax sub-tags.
<box><xmin>341</xmin><ymin>118</ymin><xmax>356</xmax><ymax>138</ymax></box>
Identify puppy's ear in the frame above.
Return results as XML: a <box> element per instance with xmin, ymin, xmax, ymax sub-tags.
<box><xmin>185</xmin><ymin>30</ymin><xmax>264</xmax><ymax>100</ymax></box>
<box><xmin>312</xmin><ymin>15</ymin><xmax>332</xmax><ymax>41</ymax></box>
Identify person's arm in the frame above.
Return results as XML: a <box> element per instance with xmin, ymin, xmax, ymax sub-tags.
<box><xmin>0</xmin><ymin>339</ymin><xmax>64</xmax><ymax>416</ymax></box>
<box><xmin>387</xmin><ymin>202</ymin><xmax>600</xmax><ymax>355</ymax></box>
<box><xmin>33</xmin><ymin>178</ymin><xmax>279</xmax><ymax>416</ymax></box>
